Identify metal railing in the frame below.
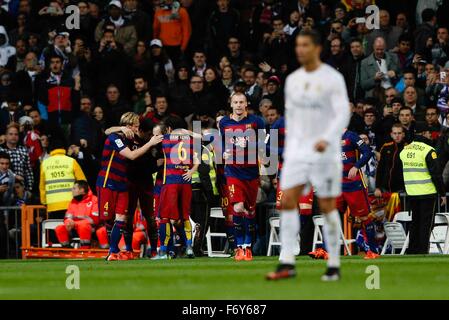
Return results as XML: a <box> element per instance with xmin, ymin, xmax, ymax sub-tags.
<box><xmin>1</xmin><ymin>206</ymin><xmax>22</xmax><ymax>259</ymax></box>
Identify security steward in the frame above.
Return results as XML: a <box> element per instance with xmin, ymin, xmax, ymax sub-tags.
<box><xmin>40</xmin><ymin>138</ymin><xmax>87</xmax><ymax>218</ymax></box>
<box><xmin>400</xmin><ymin>122</ymin><xmax>446</xmax><ymax>254</ymax></box>
<box><xmin>191</xmin><ymin>142</ymin><xmax>219</xmax><ymax>256</ymax></box>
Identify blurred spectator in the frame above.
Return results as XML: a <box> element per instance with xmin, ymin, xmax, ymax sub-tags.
<box><xmin>153</xmin><ymin>0</ymin><xmax>192</xmax><ymax>64</ymax></box>
<box><xmin>71</xmin><ymin>95</ymin><xmax>103</xmax><ymax>158</ymax></box>
<box><xmin>122</xmin><ymin>0</ymin><xmax>152</xmax><ymax>42</ymax></box>
<box><xmin>29</xmin><ymin>109</ymin><xmax>49</xmax><ymax>136</ymax></box>
<box><xmin>207</xmin><ymin>0</ymin><xmax>240</xmax><ymax>61</ymax></box>
<box><xmin>132</xmin><ymin>75</ymin><xmax>150</xmax><ymax>115</ymax></box>
<box><xmin>93</xmin><ymin>27</ymin><xmax>131</xmax><ymax>97</ymax></box>
<box><xmin>365</xmin><ymin>10</ymin><xmax>403</xmax><ymax>55</ymax></box>
<box><xmin>360</xmin><ymin>37</ymin><xmax>401</xmax><ymax>99</ymax></box>
<box><xmin>243</xmin><ymin>66</ymin><xmax>263</xmax><ymax>108</ymax></box>
<box><xmin>375</xmin><ymin>123</ymin><xmax>406</xmax><ymax>197</ymax></box>
<box><xmin>414</xmin><ymin>8</ymin><xmax>437</xmax><ymax>56</ymax></box>
<box><xmin>94</xmin><ymin>0</ymin><xmax>138</xmax><ymax>56</ymax></box>
<box><xmin>0</xmin><ymin>25</ymin><xmax>16</xmax><ymax>70</ymax></box>
<box><xmin>0</xmin><ymin>95</ymin><xmax>24</xmax><ymax>135</ymax></box>
<box><xmin>149</xmin><ymin>38</ymin><xmax>175</xmax><ymax>88</ymax></box>
<box><xmin>12</xmin><ymin>51</ymin><xmax>42</xmax><ymax>106</ymax></box>
<box><xmin>36</xmin><ymin>54</ymin><xmax>81</xmax><ymax>137</ymax></box>
<box><xmin>399</xmin><ymin>106</ymin><xmax>415</xmax><ymax>143</ymax></box>
<box><xmin>0</xmin><ymin>151</ymin><xmax>16</xmax><ymax>206</ymax></box>
<box><xmin>424</xmin><ymin>105</ymin><xmax>441</xmax><ymax>144</ymax></box>
<box><xmin>192</xmin><ymin>49</ymin><xmax>207</xmax><ymax>77</ymax></box>
<box><xmin>102</xmin><ymin>84</ymin><xmax>131</xmax><ymax>128</ymax></box>
<box><xmin>0</xmin><ymin>123</ymin><xmax>33</xmax><ymax>191</ymax></box>
<box><xmin>39</xmin><ymin>30</ymin><xmax>77</xmax><ymax>72</ymax></box>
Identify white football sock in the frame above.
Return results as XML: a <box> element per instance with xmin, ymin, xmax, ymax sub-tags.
<box><xmin>323</xmin><ymin>210</ymin><xmax>341</xmax><ymax>268</ymax></box>
<box><xmin>279</xmin><ymin>209</ymin><xmax>300</xmax><ymax>265</ymax></box>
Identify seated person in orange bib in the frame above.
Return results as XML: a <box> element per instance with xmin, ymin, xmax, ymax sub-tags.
<box><xmin>152</xmin><ymin>116</ymin><xmax>199</xmax><ymax>260</ymax></box>
<box><xmin>97</xmin><ymin>112</ymin><xmax>163</xmax><ymax>261</ymax></box>
<box><xmin>55</xmin><ymin>180</ymin><xmax>108</xmax><ymax>248</ymax></box>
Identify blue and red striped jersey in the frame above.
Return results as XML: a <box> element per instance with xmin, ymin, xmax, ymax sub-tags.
<box><xmin>96</xmin><ymin>133</ymin><xmax>128</xmax><ymax>191</ymax></box>
<box><xmin>162</xmin><ymin>133</ymin><xmax>194</xmax><ymax>185</ymax></box>
<box><xmin>154</xmin><ymin>168</ymin><xmax>164</xmax><ymax>195</ymax></box>
<box><xmin>219</xmin><ymin>114</ymin><xmax>265</xmax><ymax>180</ymax></box>
<box><xmin>341</xmin><ymin>130</ymin><xmax>373</xmax><ymax>192</ymax></box>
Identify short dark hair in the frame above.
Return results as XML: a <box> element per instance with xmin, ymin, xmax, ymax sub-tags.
<box><xmin>399</xmin><ymin>106</ymin><xmax>413</xmax><ymax>114</ymax></box>
<box><xmin>162</xmin><ymin>115</ymin><xmax>187</xmax><ymax>130</ymax></box>
<box><xmin>74</xmin><ymin>180</ymin><xmax>89</xmax><ymax>194</ymax></box>
<box><xmin>422</xmin><ymin>8</ymin><xmax>436</xmax><ymax>23</ymax></box>
<box><xmin>0</xmin><ymin>152</ymin><xmax>10</xmax><ymax>162</ymax></box>
<box><xmin>350</xmin><ymin>38</ymin><xmax>363</xmax><ymax>45</ymax></box>
<box><xmin>297</xmin><ymin>29</ymin><xmax>322</xmax><ymax>46</ymax></box>
<box><xmin>426</xmin><ymin>105</ymin><xmax>439</xmax><ymax>114</ymax></box>
<box><xmin>49</xmin><ymin>54</ymin><xmax>62</xmax><ymax>62</ymax></box>
<box><xmin>139</xmin><ymin>118</ymin><xmax>155</xmax><ymax>133</ymax></box>
<box><xmin>402</xmin><ymin>68</ymin><xmax>416</xmax><ymax>77</ymax></box>
<box><xmin>28</xmin><ymin>108</ymin><xmax>40</xmax><ymax>114</ymax></box>
<box><xmin>391</xmin><ymin>123</ymin><xmax>404</xmax><ymax>132</ymax></box>
<box><xmin>398</xmin><ymin>33</ymin><xmax>413</xmax><ymax>44</ymax></box>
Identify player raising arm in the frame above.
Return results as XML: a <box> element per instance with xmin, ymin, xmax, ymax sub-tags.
<box><xmin>152</xmin><ymin>116</ymin><xmax>199</xmax><ymax>259</ymax></box>
<box><xmin>266</xmin><ymin>30</ymin><xmax>350</xmax><ymax>281</ymax></box>
<box><xmin>97</xmin><ymin>112</ymin><xmax>162</xmax><ymax>261</ymax></box>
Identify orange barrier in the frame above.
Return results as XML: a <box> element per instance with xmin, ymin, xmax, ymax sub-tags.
<box><xmin>343</xmin><ymin>209</ymin><xmax>353</xmax><ymax>255</ymax></box>
<box><xmin>21</xmin><ymin>205</ymin><xmax>47</xmax><ymax>253</ymax></box>
<box><xmin>20</xmin><ymin>205</ymin><xmax>142</xmax><ymax>259</ymax></box>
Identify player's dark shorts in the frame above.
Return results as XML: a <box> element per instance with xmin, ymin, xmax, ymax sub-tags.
<box><xmin>227</xmin><ymin>177</ymin><xmax>259</xmax><ymax>216</ymax></box>
<box><xmin>96</xmin><ymin>186</ymin><xmax>129</xmax><ymax>221</ymax></box>
<box><xmin>337</xmin><ymin>188</ymin><xmax>370</xmax><ymax>217</ymax></box>
<box><xmin>128</xmin><ymin>182</ymin><xmax>154</xmax><ymax>218</ymax></box>
<box><xmin>275</xmin><ymin>183</ymin><xmax>314</xmax><ymax>215</ymax></box>
<box><xmin>153</xmin><ymin>182</ymin><xmax>162</xmax><ymax>218</ymax></box>
<box><xmin>159</xmin><ymin>183</ymin><xmax>192</xmax><ymax>220</ymax></box>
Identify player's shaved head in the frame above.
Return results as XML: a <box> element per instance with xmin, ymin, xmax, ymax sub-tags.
<box><xmin>230</xmin><ymin>92</ymin><xmax>248</xmax><ymax>117</ymax></box>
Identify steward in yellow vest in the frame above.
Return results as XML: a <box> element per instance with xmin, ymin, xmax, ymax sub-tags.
<box><xmin>399</xmin><ymin>122</ymin><xmax>446</xmax><ymax>254</ymax></box>
<box><xmin>40</xmin><ymin>142</ymin><xmax>86</xmax><ymax>216</ymax></box>
<box><xmin>191</xmin><ymin>143</ymin><xmax>220</xmax><ymax>255</ymax></box>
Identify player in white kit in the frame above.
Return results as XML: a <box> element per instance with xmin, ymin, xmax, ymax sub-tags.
<box><xmin>266</xmin><ymin>30</ymin><xmax>350</xmax><ymax>281</ymax></box>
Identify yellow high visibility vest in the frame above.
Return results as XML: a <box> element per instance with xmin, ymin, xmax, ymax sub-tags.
<box><xmin>400</xmin><ymin>141</ymin><xmax>437</xmax><ymax>196</ymax></box>
<box><xmin>42</xmin><ymin>154</ymin><xmax>76</xmax><ymax>209</ymax></box>
<box><xmin>192</xmin><ymin>145</ymin><xmax>218</xmax><ymax>196</ymax></box>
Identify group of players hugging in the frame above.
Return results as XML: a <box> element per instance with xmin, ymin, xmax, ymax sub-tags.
<box><xmin>59</xmin><ymin>88</ymin><xmax>379</xmax><ymax>262</ymax></box>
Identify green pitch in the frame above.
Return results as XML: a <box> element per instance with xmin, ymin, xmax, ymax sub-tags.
<box><xmin>1</xmin><ymin>256</ymin><xmax>449</xmax><ymax>300</ymax></box>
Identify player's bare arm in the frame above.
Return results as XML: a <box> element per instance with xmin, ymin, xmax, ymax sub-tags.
<box><xmin>105</xmin><ymin>126</ymin><xmax>135</xmax><ymax>139</ymax></box>
<box><xmin>119</xmin><ymin>135</ymin><xmax>163</xmax><ymax>160</ymax></box>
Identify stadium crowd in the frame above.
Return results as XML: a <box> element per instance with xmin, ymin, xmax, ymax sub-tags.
<box><xmin>1</xmin><ymin>0</ymin><xmax>449</xmax><ymax>258</ymax></box>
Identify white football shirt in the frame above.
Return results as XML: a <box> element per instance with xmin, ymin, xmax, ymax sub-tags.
<box><xmin>283</xmin><ymin>63</ymin><xmax>350</xmax><ymax>164</ymax></box>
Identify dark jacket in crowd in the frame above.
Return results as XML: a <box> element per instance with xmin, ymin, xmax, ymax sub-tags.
<box><xmin>376</xmin><ymin>140</ymin><xmax>406</xmax><ymax>192</ymax></box>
